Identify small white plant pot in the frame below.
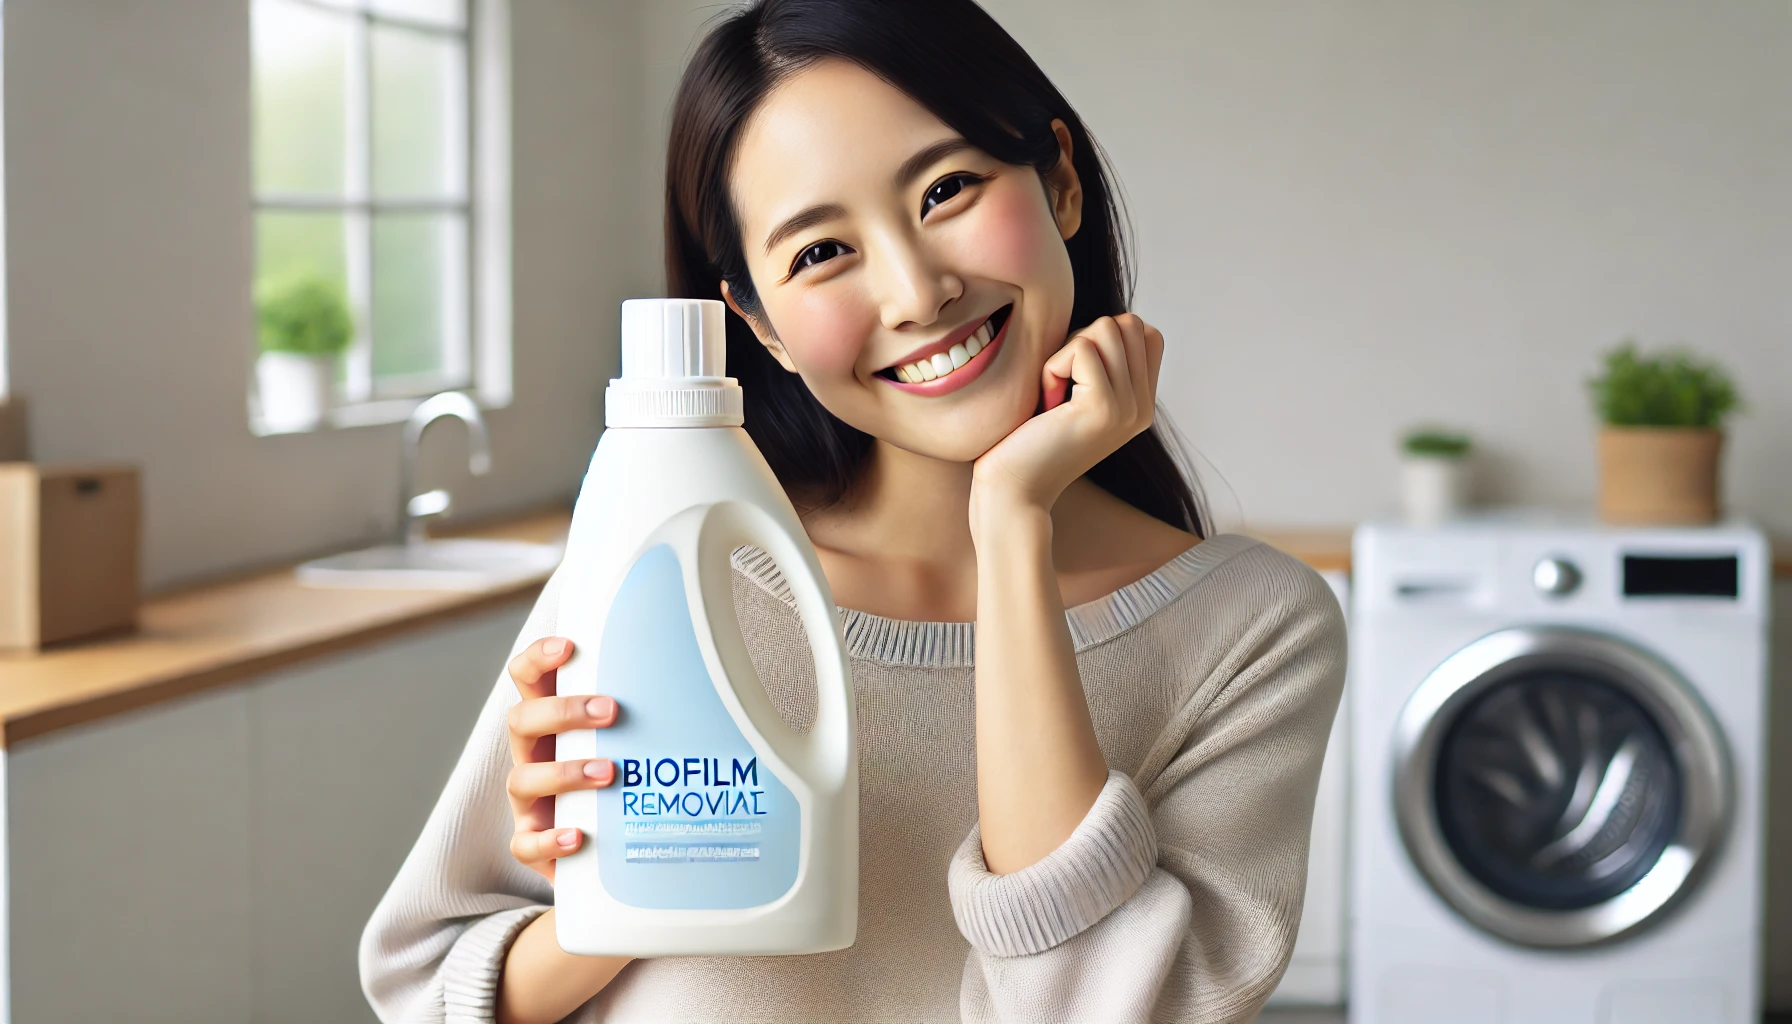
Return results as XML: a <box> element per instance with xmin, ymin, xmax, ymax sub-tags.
<box><xmin>1400</xmin><ymin>455</ymin><xmax>1467</xmax><ymax>525</ymax></box>
<box><xmin>256</xmin><ymin>351</ymin><xmax>337</xmax><ymax>433</ymax></box>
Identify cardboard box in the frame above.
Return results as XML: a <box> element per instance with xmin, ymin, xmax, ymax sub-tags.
<box><xmin>0</xmin><ymin>396</ymin><xmax>26</xmax><ymax>462</ymax></box>
<box><xmin>0</xmin><ymin>464</ymin><xmax>141</xmax><ymax>649</ymax></box>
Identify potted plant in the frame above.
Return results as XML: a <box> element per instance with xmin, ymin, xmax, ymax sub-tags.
<box><xmin>1587</xmin><ymin>341</ymin><xmax>1741</xmax><ymax>525</ymax></box>
<box><xmin>254</xmin><ymin>272</ymin><xmax>354</xmax><ymax>432</ymax></box>
<box><xmin>1400</xmin><ymin>427</ymin><xmax>1472</xmax><ymax>525</ymax></box>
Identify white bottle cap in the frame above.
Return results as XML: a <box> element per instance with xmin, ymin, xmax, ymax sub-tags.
<box><xmin>620</xmin><ymin>298</ymin><xmax>726</xmax><ymax>379</ymax></box>
<box><xmin>607</xmin><ymin>298</ymin><xmax>743</xmax><ymax>427</ymax></box>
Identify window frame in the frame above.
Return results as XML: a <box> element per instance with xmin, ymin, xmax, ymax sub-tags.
<box><xmin>250</xmin><ymin>0</ymin><xmax>511</xmax><ymax>433</ymax></box>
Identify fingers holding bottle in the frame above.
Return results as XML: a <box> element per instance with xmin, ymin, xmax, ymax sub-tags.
<box><xmin>508</xmin><ymin>635</ymin><xmax>574</xmax><ymax>699</ymax></box>
<box><xmin>507</xmin><ymin>755</ymin><xmax>617</xmax><ymax>880</ymax></box>
<box><xmin>507</xmin><ymin>690</ymin><xmax>618</xmax><ymax>766</ymax></box>
<box><xmin>504</xmin><ymin>636</ymin><xmax>621</xmax><ymax>882</ymax></box>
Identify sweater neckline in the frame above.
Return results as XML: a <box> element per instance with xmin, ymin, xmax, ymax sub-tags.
<box><xmin>730</xmin><ymin>533</ymin><xmax>1258</xmax><ymax>668</ymax></box>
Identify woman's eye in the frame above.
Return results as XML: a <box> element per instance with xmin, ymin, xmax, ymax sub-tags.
<box><xmin>792</xmin><ymin>240</ymin><xmax>850</xmax><ymax>273</ymax></box>
<box><xmin>922</xmin><ymin>174</ymin><xmax>978</xmax><ymax>216</ymax></box>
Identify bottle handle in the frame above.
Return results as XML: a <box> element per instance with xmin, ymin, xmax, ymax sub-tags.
<box><xmin>668</xmin><ymin>500</ymin><xmax>853</xmax><ymax>794</ymax></box>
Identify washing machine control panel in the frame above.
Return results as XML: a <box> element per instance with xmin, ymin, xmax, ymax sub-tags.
<box><xmin>1356</xmin><ymin>521</ymin><xmax>1767</xmax><ymax>619</ymax></box>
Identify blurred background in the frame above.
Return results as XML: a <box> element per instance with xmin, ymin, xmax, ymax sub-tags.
<box><xmin>0</xmin><ymin>0</ymin><xmax>1784</xmax><ymax>1021</ymax></box>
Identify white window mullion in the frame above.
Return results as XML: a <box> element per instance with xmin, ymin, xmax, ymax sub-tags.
<box><xmin>343</xmin><ymin>6</ymin><xmax>374</xmax><ymax>403</ymax></box>
<box><xmin>440</xmin><ymin>212</ymin><xmax>470</xmax><ymax>384</ymax></box>
<box><xmin>343</xmin><ymin>207</ymin><xmax>373</xmax><ymax>401</ymax></box>
<box><xmin>473</xmin><ymin>0</ymin><xmax>512</xmax><ymax>405</ymax></box>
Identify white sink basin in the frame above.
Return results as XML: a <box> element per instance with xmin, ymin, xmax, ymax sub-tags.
<box><xmin>297</xmin><ymin>538</ymin><xmax>563</xmax><ymax>591</ymax></box>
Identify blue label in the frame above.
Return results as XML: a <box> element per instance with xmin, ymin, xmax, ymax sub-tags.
<box><xmin>594</xmin><ymin>544</ymin><xmax>800</xmax><ymax>909</ymax></box>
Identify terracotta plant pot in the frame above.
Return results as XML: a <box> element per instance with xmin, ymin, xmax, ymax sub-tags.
<box><xmin>1597</xmin><ymin>426</ymin><xmax>1723</xmax><ymax>525</ymax></box>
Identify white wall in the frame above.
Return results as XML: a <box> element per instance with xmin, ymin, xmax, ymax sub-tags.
<box><xmin>5</xmin><ymin>0</ymin><xmax>653</xmax><ymax>591</ymax></box>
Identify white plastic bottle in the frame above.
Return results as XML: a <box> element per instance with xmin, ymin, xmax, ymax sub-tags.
<box><xmin>553</xmin><ymin>298</ymin><xmax>857</xmax><ymax>958</ymax></box>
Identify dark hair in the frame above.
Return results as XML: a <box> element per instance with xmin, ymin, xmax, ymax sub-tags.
<box><xmin>664</xmin><ymin>0</ymin><xmax>1206</xmax><ymax>536</ymax></box>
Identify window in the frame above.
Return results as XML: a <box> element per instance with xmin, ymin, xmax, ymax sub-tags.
<box><xmin>250</xmin><ymin>0</ymin><xmax>509</xmax><ymax>428</ymax></box>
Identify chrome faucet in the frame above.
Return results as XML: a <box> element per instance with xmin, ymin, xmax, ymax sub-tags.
<box><xmin>398</xmin><ymin>392</ymin><xmax>491</xmax><ymax>546</ymax></box>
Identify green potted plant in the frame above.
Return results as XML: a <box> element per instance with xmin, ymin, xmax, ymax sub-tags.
<box><xmin>1399</xmin><ymin>426</ymin><xmax>1473</xmax><ymax>524</ymax></box>
<box><xmin>254</xmin><ymin>272</ymin><xmax>354</xmax><ymax>432</ymax></box>
<box><xmin>1587</xmin><ymin>341</ymin><xmax>1741</xmax><ymax>524</ymax></box>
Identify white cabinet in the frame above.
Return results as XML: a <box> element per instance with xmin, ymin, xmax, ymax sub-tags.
<box><xmin>9</xmin><ymin>683</ymin><xmax>257</xmax><ymax>1023</ymax></box>
<box><xmin>5</xmin><ymin>602</ymin><xmax>529</xmax><ymax>1024</ymax></box>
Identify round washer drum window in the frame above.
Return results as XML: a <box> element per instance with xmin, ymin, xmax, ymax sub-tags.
<box><xmin>1433</xmin><ymin>669</ymin><xmax>1682</xmax><ymax>911</ymax></box>
<box><xmin>1392</xmin><ymin>626</ymin><xmax>1731</xmax><ymax>948</ymax></box>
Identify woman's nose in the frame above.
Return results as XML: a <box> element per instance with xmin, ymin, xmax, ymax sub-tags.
<box><xmin>872</xmin><ymin>234</ymin><xmax>962</xmax><ymax>331</ymax></box>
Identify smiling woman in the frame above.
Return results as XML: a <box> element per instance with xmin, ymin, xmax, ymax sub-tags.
<box><xmin>361</xmin><ymin>2</ymin><xmax>1347</xmax><ymax>1022</ymax></box>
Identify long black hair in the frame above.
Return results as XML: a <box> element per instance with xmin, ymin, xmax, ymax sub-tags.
<box><xmin>664</xmin><ymin>0</ymin><xmax>1206</xmax><ymax>536</ymax></box>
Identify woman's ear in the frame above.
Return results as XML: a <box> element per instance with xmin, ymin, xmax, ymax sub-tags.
<box><xmin>1045</xmin><ymin>119</ymin><xmax>1084</xmax><ymax>242</ymax></box>
<box><xmin>720</xmin><ymin>280</ymin><xmax>798</xmax><ymax>373</ymax></box>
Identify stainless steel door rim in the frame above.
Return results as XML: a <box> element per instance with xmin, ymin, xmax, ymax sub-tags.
<box><xmin>1392</xmin><ymin>626</ymin><xmax>1731</xmax><ymax>948</ymax></box>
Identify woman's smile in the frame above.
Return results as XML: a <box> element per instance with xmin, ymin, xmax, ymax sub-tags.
<box><xmin>879</xmin><ymin>304</ymin><xmax>1012</xmax><ymax>396</ymax></box>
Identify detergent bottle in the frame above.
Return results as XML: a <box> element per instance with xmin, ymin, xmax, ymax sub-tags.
<box><xmin>553</xmin><ymin>298</ymin><xmax>857</xmax><ymax>957</ymax></box>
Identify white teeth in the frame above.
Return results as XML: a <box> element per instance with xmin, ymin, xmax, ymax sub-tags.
<box><xmin>892</xmin><ymin>312</ymin><xmax>1003</xmax><ymax>385</ymax></box>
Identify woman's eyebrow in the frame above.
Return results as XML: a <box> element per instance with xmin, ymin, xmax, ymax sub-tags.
<box><xmin>764</xmin><ymin>203</ymin><xmax>847</xmax><ymax>255</ymax></box>
<box><xmin>894</xmin><ymin>137</ymin><xmax>975</xmax><ymax>189</ymax></box>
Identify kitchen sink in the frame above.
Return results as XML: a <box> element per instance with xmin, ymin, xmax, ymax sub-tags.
<box><xmin>296</xmin><ymin>538</ymin><xmax>563</xmax><ymax>591</ymax></box>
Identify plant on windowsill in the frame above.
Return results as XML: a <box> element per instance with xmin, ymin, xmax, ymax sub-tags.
<box><xmin>1587</xmin><ymin>340</ymin><xmax>1741</xmax><ymax>525</ymax></box>
<box><xmin>1399</xmin><ymin>427</ymin><xmax>1473</xmax><ymax>525</ymax></box>
<box><xmin>254</xmin><ymin>272</ymin><xmax>354</xmax><ymax>433</ymax></box>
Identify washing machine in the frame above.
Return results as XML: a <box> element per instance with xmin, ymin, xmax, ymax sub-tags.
<box><xmin>1348</xmin><ymin>515</ymin><xmax>1768</xmax><ymax>1024</ymax></box>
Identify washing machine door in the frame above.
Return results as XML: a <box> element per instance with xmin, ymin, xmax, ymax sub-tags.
<box><xmin>1392</xmin><ymin>626</ymin><xmax>1730</xmax><ymax>948</ymax></box>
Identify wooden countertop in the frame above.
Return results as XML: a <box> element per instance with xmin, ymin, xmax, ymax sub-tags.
<box><xmin>1247</xmin><ymin>529</ymin><xmax>1354</xmax><ymax>574</ymax></box>
<box><xmin>0</xmin><ymin>513</ymin><xmax>1781</xmax><ymax>748</ymax></box>
<box><xmin>0</xmin><ymin>511</ymin><xmax>569</xmax><ymax>747</ymax></box>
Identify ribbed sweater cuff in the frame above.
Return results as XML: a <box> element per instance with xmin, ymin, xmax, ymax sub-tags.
<box><xmin>442</xmin><ymin>904</ymin><xmax>549</xmax><ymax>1023</ymax></box>
<box><xmin>948</xmin><ymin>770</ymin><xmax>1158</xmax><ymax>957</ymax></box>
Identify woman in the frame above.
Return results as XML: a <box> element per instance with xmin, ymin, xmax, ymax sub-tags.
<box><xmin>362</xmin><ymin>1</ymin><xmax>1345</xmax><ymax>1021</ymax></box>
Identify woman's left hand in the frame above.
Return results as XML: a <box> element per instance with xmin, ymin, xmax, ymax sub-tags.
<box><xmin>971</xmin><ymin>312</ymin><xmax>1164</xmax><ymax>515</ymax></box>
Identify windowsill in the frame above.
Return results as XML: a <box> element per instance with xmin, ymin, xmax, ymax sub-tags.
<box><xmin>249</xmin><ymin>391</ymin><xmax>511</xmax><ymax>437</ymax></box>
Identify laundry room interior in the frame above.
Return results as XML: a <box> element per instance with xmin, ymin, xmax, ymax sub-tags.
<box><xmin>0</xmin><ymin>0</ymin><xmax>1786</xmax><ymax>1021</ymax></box>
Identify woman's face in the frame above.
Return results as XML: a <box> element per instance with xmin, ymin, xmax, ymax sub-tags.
<box><xmin>727</xmin><ymin>59</ymin><xmax>1082</xmax><ymax>464</ymax></box>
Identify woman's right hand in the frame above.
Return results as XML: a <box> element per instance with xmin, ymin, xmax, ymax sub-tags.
<box><xmin>505</xmin><ymin>636</ymin><xmax>619</xmax><ymax>882</ymax></box>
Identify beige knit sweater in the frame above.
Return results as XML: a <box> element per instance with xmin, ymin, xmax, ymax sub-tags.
<box><xmin>360</xmin><ymin>534</ymin><xmax>1346</xmax><ymax>1023</ymax></box>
